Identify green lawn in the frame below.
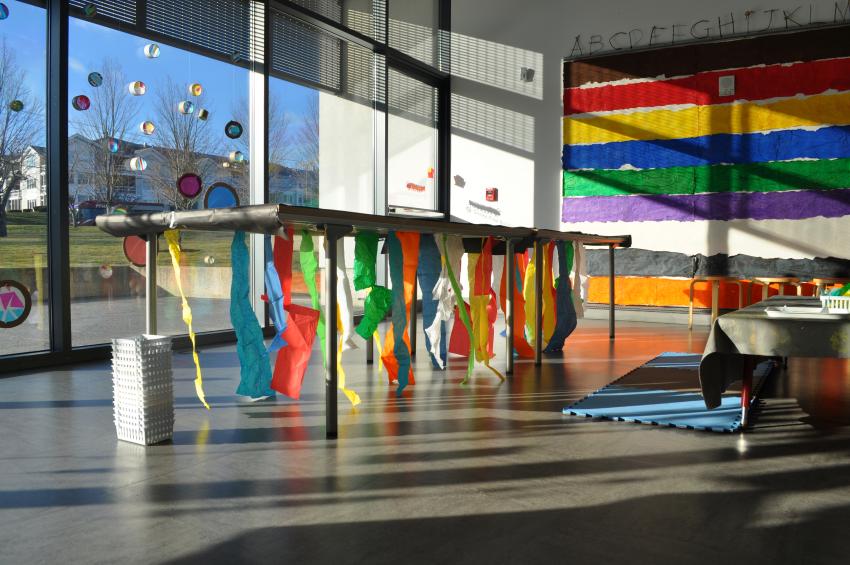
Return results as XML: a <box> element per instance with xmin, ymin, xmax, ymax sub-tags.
<box><xmin>1</xmin><ymin>212</ymin><xmax>234</xmax><ymax>269</ymax></box>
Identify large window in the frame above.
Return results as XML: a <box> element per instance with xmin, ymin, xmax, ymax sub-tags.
<box><xmin>387</xmin><ymin>67</ymin><xmax>438</xmax><ymax>213</ymax></box>
<box><xmin>67</xmin><ymin>2</ymin><xmax>257</xmax><ymax>344</ymax></box>
<box><xmin>0</xmin><ymin>1</ymin><xmax>48</xmax><ymax>356</ymax></box>
<box><xmin>0</xmin><ymin>0</ymin><xmax>448</xmax><ymax>364</ymax></box>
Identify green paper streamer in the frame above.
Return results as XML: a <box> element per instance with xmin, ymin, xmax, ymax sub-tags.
<box><xmin>353</xmin><ymin>232</ymin><xmax>379</xmax><ymax>291</ymax></box>
<box><xmin>563</xmin><ymin>158</ymin><xmax>850</xmax><ymax>197</ymax></box>
<box><xmin>356</xmin><ymin>285</ymin><xmax>392</xmax><ymax>340</ymax></box>
<box><xmin>299</xmin><ymin>230</ymin><xmax>326</xmax><ymax>364</ymax></box>
<box><xmin>441</xmin><ymin>234</ymin><xmax>475</xmax><ymax>383</ymax></box>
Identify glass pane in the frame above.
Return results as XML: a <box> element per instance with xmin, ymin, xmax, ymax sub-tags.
<box><xmin>387</xmin><ymin>68</ymin><xmax>438</xmax><ymax>213</ymax></box>
<box><xmin>389</xmin><ymin>0</ymin><xmax>438</xmax><ymax>68</ymax></box>
<box><xmin>269</xmin><ymin>10</ymin><xmax>376</xmax><ymax>215</ymax></box>
<box><xmin>0</xmin><ymin>2</ymin><xmax>49</xmax><ymax>356</ymax></box>
<box><xmin>68</xmin><ymin>13</ymin><xmax>254</xmax><ymax>345</ymax></box>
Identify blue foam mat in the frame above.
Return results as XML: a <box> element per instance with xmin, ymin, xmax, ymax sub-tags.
<box><xmin>563</xmin><ymin>353</ymin><xmax>774</xmax><ymax>432</ymax></box>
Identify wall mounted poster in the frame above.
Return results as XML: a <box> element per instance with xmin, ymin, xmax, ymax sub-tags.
<box><xmin>562</xmin><ymin>26</ymin><xmax>850</xmax><ymax>307</ymax></box>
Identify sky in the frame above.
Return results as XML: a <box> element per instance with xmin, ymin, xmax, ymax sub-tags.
<box><xmin>1</xmin><ymin>0</ymin><xmax>315</xmax><ymax>164</ymax></box>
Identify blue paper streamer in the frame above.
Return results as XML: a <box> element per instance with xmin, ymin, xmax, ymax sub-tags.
<box><xmin>563</xmin><ymin>125</ymin><xmax>850</xmax><ymax>170</ymax></box>
<box><xmin>388</xmin><ymin>232</ymin><xmax>412</xmax><ymax>396</ymax></box>
<box><xmin>231</xmin><ymin>231</ymin><xmax>275</xmax><ymax>398</ymax></box>
<box><xmin>417</xmin><ymin>234</ymin><xmax>446</xmax><ymax>369</ymax></box>
<box><xmin>543</xmin><ymin>241</ymin><xmax>577</xmax><ymax>353</ymax></box>
<box><xmin>263</xmin><ymin>235</ymin><xmax>288</xmax><ymax>353</ymax></box>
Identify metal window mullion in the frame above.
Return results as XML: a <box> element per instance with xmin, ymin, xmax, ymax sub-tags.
<box><xmin>46</xmin><ymin>0</ymin><xmax>70</xmax><ymax>352</ymax></box>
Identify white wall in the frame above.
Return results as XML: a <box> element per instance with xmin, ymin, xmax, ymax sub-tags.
<box><xmin>450</xmin><ymin>0</ymin><xmax>850</xmax><ymax>230</ymax></box>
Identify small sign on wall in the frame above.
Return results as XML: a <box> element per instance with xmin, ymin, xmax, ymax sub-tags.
<box><xmin>719</xmin><ymin>75</ymin><xmax>735</xmax><ymax>96</ymax></box>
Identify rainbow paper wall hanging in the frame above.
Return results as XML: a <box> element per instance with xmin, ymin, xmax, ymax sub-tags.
<box><xmin>562</xmin><ymin>26</ymin><xmax>850</xmax><ymax>301</ymax></box>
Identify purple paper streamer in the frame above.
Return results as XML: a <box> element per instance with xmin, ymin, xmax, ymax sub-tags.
<box><xmin>562</xmin><ymin>189</ymin><xmax>850</xmax><ymax>223</ymax></box>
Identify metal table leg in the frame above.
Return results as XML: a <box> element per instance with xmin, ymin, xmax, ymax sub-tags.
<box><xmin>740</xmin><ymin>357</ymin><xmax>755</xmax><ymax>429</ymax></box>
<box><xmin>409</xmin><ymin>280</ymin><xmax>417</xmax><ymax>358</ymax></box>
<box><xmin>324</xmin><ymin>226</ymin><xmax>349</xmax><ymax>439</ymax></box>
<box><xmin>609</xmin><ymin>244</ymin><xmax>615</xmax><ymax>340</ymax></box>
<box><xmin>505</xmin><ymin>239</ymin><xmax>515</xmax><ymax>376</ymax></box>
<box><xmin>366</xmin><ymin>333</ymin><xmax>374</xmax><ymax>365</ymax></box>
<box><xmin>145</xmin><ymin>233</ymin><xmax>158</xmax><ymax>335</ymax></box>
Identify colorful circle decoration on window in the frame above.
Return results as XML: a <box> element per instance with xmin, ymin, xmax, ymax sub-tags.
<box><xmin>123</xmin><ymin>235</ymin><xmax>147</xmax><ymax>268</ymax></box>
<box><xmin>188</xmin><ymin>83</ymin><xmax>202</xmax><ymax>96</ymax></box>
<box><xmin>107</xmin><ymin>137</ymin><xmax>120</xmax><ymax>153</ymax></box>
<box><xmin>224</xmin><ymin>120</ymin><xmax>243</xmax><ymax>139</ymax></box>
<box><xmin>204</xmin><ymin>182</ymin><xmax>240</xmax><ymax>209</ymax></box>
<box><xmin>177</xmin><ymin>100</ymin><xmax>195</xmax><ymax>115</ymax></box>
<box><xmin>98</xmin><ymin>264</ymin><xmax>113</xmax><ymax>279</ymax></box>
<box><xmin>112</xmin><ymin>207</ymin><xmax>128</xmax><ymax>215</ymax></box>
<box><xmin>144</xmin><ymin>43</ymin><xmax>160</xmax><ymax>58</ymax></box>
<box><xmin>128</xmin><ymin>81</ymin><xmax>146</xmax><ymax>96</ymax></box>
<box><xmin>72</xmin><ymin>95</ymin><xmax>91</xmax><ymax>111</ymax></box>
<box><xmin>0</xmin><ymin>280</ymin><xmax>32</xmax><ymax>329</ymax></box>
<box><xmin>197</xmin><ymin>108</ymin><xmax>209</xmax><ymax>121</ymax></box>
<box><xmin>87</xmin><ymin>72</ymin><xmax>103</xmax><ymax>87</ymax></box>
<box><xmin>0</xmin><ymin>4</ymin><xmax>10</xmax><ymax>20</ymax></box>
<box><xmin>177</xmin><ymin>173</ymin><xmax>203</xmax><ymax>199</ymax></box>
<box><xmin>228</xmin><ymin>150</ymin><xmax>244</xmax><ymax>163</ymax></box>
<box><xmin>8</xmin><ymin>100</ymin><xmax>23</xmax><ymax>112</ymax></box>
<box><xmin>83</xmin><ymin>3</ymin><xmax>97</xmax><ymax>18</ymax></box>
<box><xmin>128</xmin><ymin>156</ymin><xmax>147</xmax><ymax>171</ymax></box>
<box><xmin>139</xmin><ymin>121</ymin><xmax>155</xmax><ymax>135</ymax></box>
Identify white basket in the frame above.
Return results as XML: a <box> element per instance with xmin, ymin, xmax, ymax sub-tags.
<box><xmin>820</xmin><ymin>295</ymin><xmax>850</xmax><ymax>313</ymax></box>
<box><xmin>112</xmin><ymin>335</ymin><xmax>174</xmax><ymax>446</ymax></box>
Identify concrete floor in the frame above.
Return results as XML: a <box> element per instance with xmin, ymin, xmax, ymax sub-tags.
<box><xmin>1</xmin><ymin>319</ymin><xmax>850</xmax><ymax>564</ymax></box>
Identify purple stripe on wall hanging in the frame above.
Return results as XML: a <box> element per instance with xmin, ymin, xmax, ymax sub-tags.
<box><xmin>562</xmin><ymin>189</ymin><xmax>850</xmax><ymax>223</ymax></box>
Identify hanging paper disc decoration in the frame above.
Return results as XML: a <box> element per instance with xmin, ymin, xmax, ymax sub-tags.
<box><xmin>83</xmin><ymin>3</ymin><xmax>97</xmax><ymax>18</ymax></box>
<box><xmin>177</xmin><ymin>173</ymin><xmax>203</xmax><ymax>198</ymax></box>
<box><xmin>8</xmin><ymin>100</ymin><xmax>23</xmax><ymax>112</ymax></box>
<box><xmin>123</xmin><ymin>235</ymin><xmax>147</xmax><ymax>268</ymax></box>
<box><xmin>72</xmin><ymin>95</ymin><xmax>91</xmax><ymax>111</ymax></box>
<box><xmin>0</xmin><ymin>280</ymin><xmax>31</xmax><ymax>329</ymax></box>
<box><xmin>204</xmin><ymin>182</ymin><xmax>239</xmax><ymax>209</ymax></box>
<box><xmin>87</xmin><ymin>72</ymin><xmax>103</xmax><ymax>87</ymax></box>
<box><xmin>128</xmin><ymin>81</ymin><xmax>146</xmax><ymax>96</ymax></box>
<box><xmin>197</xmin><ymin>108</ymin><xmax>209</xmax><ymax>121</ymax></box>
<box><xmin>224</xmin><ymin>120</ymin><xmax>243</xmax><ymax>139</ymax></box>
<box><xmin>188</xmin><ymin>83</ymin><xmax>202</xmax><ymax>96</ymax></box>
<box><xmin>228</xmin><ymin>150</ymin><xmax>244</xmax><ymax>163</ymax></box>
<box><xmin>128</xmin><ymin>156</ymin><xmax>147</xmax><ymax>171</ymax></box>
<box><xmin>0</xmin><ymin>4</ymin><xmax>10</xmax><ymax>20</ymax></box>
<box><xmin>144</xmin><ymin>43</ymin><xmax>160</xmax><ymax>58</ymax></box>
<box><xmin>106</xmin><ymin>137</ymin><xmax>120</xmax><ymax>153</ymax></box>
<box><xmin>99</xmin><ymin>265</ymin><xmax>113</xmax><ymax>279</ymax></box>
<box><xmin>177</xmin><ymin>100</ymin><xmax>195</xmax><ymax>114</ymax></box>
<box><xmin>139</xmin><ymin>121</ymin><xmax>155</xmax><ymax>135</ymax></box>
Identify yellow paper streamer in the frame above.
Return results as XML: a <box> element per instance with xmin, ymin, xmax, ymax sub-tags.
<box><xmin>564</xmin><ymin>90</ymin><xmax>850</xmax><ymax>145</ymax></box>
<box><xmin>523</xmin><ymin>252</ymin><xmax>537</xmax><ymax>346</ymax></box>
<box><xmin>373</xmin><ymin>330</ymin><xmax>384</xmax><ymax>373</ymax></box>
<box><xmin>164</xmin><ymin>230</ymin><xmax>209</xmax><ymax>409</ymax></box>
<box><xmin>337</xmin><ymin>306</ymin><xmax>361</xmax><ymax>407</ymax></box>
<box><xmin>542</xmin><ymin>243</ymin><xmax>556</xmax><ymax>344</ymax></box>
<box><xmin>467</xmin><ymin>252</ymin><xmax>505</xmax><ymax>382</ymax></box>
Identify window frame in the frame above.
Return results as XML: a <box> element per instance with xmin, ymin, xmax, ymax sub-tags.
<box><xmin>2</xmin><ymin>0</ymin><xmax>452</xmax><ymax>372</ymax></box>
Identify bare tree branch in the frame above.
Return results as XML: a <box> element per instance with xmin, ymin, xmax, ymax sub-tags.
<box><xmin>75</xmin><ymin>58</ymin><xmax>139</xmax><ymax>212</ymax></box>
<box><xmin>146</xmin><ymin>76</ymin><xmax>218</xmax><ymax>210</ymax></box>
<box><xmin>0</xmin><ymin>38</ymin><xmax>43</xmax><ymax>237</ymax></box>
